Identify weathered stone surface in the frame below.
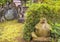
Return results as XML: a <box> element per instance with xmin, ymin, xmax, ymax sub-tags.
<box><xmin>18</xmin><ymin>17</ymin><xmax>25</xmax><ymax>23</ymax></box>
<box><xmin>32</xmin><ymin>37</ymin><xmax>51</xmax><ymax>42</ymax></box>
<box><xmin>31</xmin><ymin>18</ymin><xmax>51</xmax><ymax>42</ymax></box>
<box><xmin>5</xmin><ymin>9</ymin><xmax>14</xmax><ymax>20</ymax></box>
<box><xmin>5</xmin><ymin>9</ymin><xmax>18</xmax><ymax>20</ymax></box>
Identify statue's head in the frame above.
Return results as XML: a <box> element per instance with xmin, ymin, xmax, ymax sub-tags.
<box><xmin>40</xmin><ymin>18</ymin><xmax>47</xmax><ymax>24</ymax></box>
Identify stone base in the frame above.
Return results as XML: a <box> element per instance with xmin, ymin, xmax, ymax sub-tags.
<box><xmin>18</xmin><ymin>18</ymin><xmax>25</xmax><ymax>23</ymax></box>
<box><xmin>31</xmin><ymin>37</ymin><xmax>51</xmax><ymax>42</ymax></box>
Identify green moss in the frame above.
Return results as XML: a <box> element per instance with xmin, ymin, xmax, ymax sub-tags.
<box><xmin>0</xmin><ymin>20</ymin><xmax>24</xmax><ymax>42</ymax></box>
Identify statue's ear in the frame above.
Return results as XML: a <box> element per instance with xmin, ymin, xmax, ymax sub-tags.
<box><xmin>35</xmin><ymin>25</ymin><xmax>38</xmax><ymax>30</ymax></box>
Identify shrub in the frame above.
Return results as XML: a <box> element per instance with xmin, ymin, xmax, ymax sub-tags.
<box><xmin>23</xmin><ymin>3</ymin><xmax>60</xmax><ymax>41</ymax></box>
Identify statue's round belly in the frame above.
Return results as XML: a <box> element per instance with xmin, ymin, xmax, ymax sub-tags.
<box><xmin>35</xmin><ymin>29</ymin><xmax>50</xmax><ymax>37</ymax></box>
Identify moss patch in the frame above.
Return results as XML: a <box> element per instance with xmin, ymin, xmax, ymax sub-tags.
<box><xmin>0</xmin><ymin>20</ymin><xmax>24</xmax><ymax>42</ymax></box>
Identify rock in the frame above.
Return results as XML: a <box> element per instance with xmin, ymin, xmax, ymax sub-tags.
<box><xmin>0</xmin><ymin>16</ymin><xmax>5</xmax><ymax>22</ymax></box>
<box><xmin>32</xmin><ymin>37</ymin><xmax>51</xmax><ymax>42</ymax></box>
<box><xmin>12</xmin><ymin>8</ymin><xmax>18</xmax><ymax>19</ymax></box>
<box><xmin>5</xmin><ymin>9</ymin><xmax>14</xmax><ymax>20</ymax></box>
<box><xmin>18</xmin><ymin>17</ymin><xmax>25</xmax><ymax>23</ymax></box>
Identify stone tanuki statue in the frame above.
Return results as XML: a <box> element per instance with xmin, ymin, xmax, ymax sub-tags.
<box><xmin>31</xmin><ymin>18</ymin><xmax>51</xmax><ymax>41</ymax></box>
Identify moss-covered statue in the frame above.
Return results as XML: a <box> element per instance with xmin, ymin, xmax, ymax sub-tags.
<box><xmin>31</xmin><ymin>18</ymin><xmax>51</xmax><ymax>41</ymax></box>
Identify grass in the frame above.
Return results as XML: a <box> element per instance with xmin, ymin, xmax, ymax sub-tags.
<box><xmin>0</xmin><ymin>20</ymin><xmax>24</xmax><ymax>42</ymax></box>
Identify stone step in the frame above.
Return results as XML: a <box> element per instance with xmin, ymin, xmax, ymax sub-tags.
<box><xmin>32</xmin><ymin>37</ymin><xmax>51</xmax><ymax>42</ymax></box>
